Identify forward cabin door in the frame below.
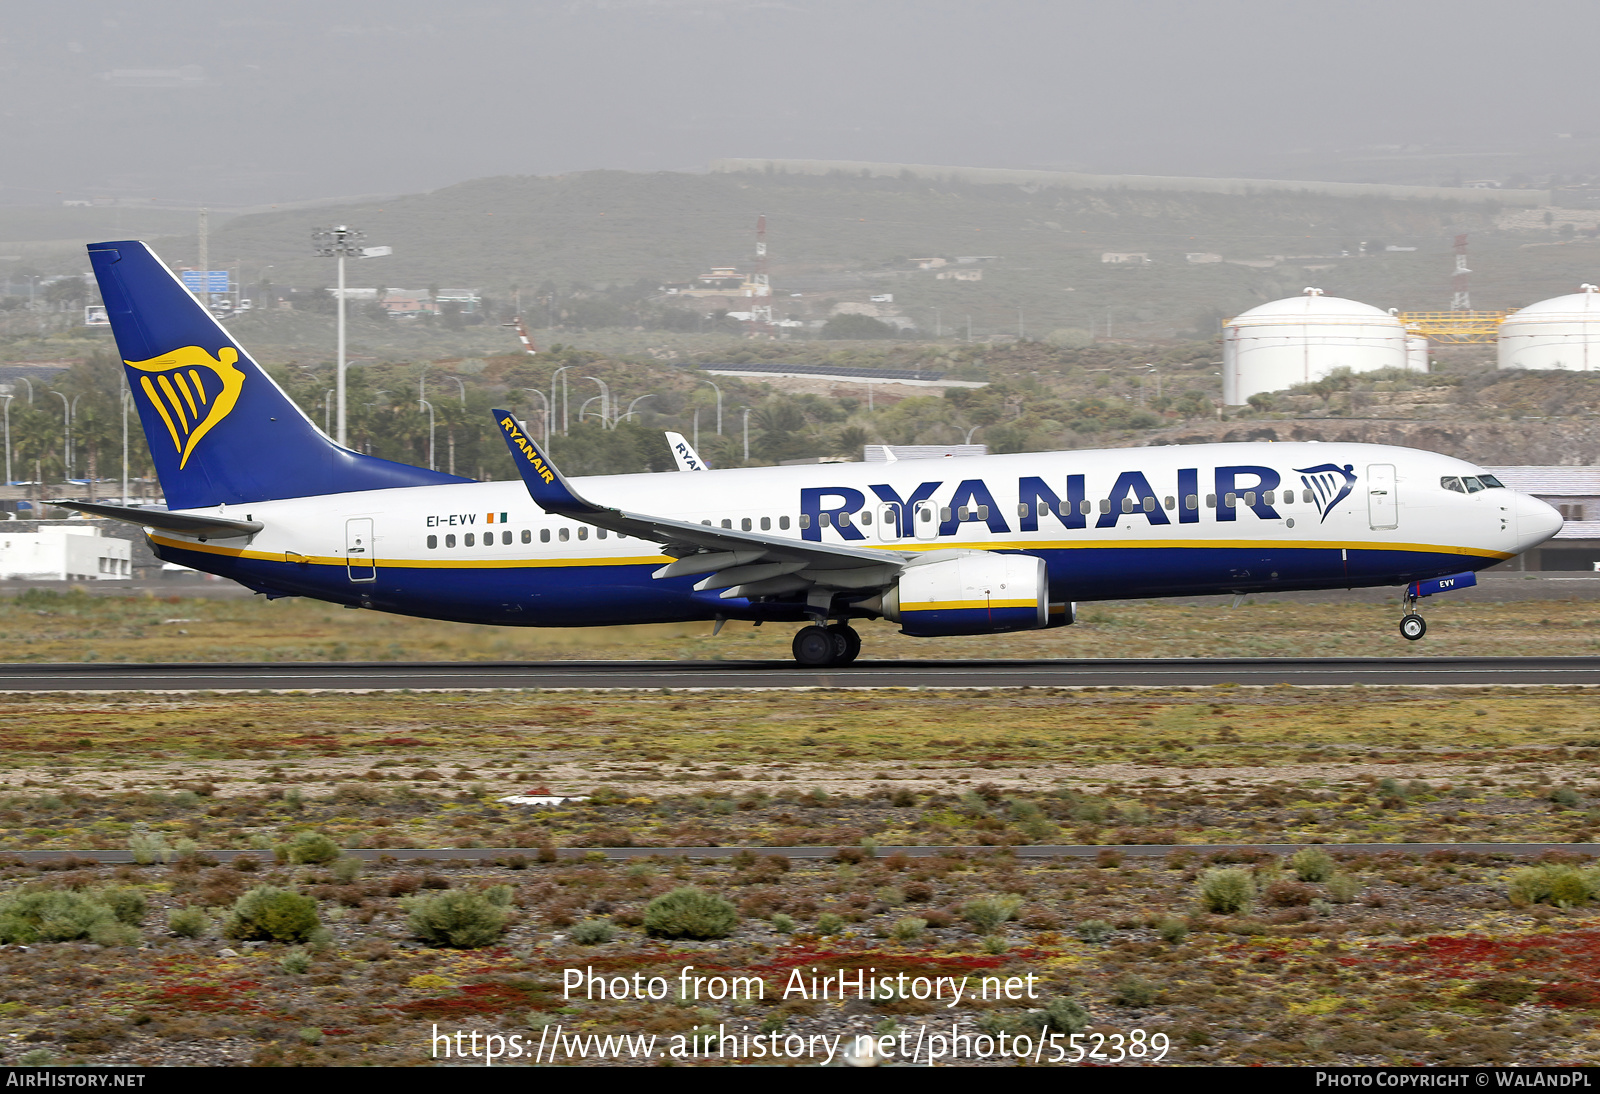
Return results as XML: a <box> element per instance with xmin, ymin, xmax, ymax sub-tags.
<box><xmin>1367</xmin><ymin>464</ymin><xmax>1398</xmax><ymax>530</ymax></box>
<box><xmin>345</xmin><ymin>518</ymin><xmax>376</xmax><ymax>582</ymax></box>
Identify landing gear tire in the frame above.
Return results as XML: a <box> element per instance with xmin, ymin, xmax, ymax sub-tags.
<box><xmin>792</xmin><ymin>625</ymin><xmax>838</xmax><ymax>666</ymax></box>
<box><xmin>827</xmin><ymin>623</ymin><xmax>861</xmax><ymax>665</ymax></box>
<box><xmin>1400</xmin><ymin>614</ymin><xmax>1427</xmax><ymax>641</ymax></box>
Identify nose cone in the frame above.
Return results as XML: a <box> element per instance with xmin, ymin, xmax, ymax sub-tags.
<box><xmin>1512</xmin><ymin>491</ymin><xmax>1563</xmax><ymax>555</ymax></box>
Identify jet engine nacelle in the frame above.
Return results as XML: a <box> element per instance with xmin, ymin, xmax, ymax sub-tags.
<box><xmin>878</xmin><ymin>553</ymin><xmax>1049</xmax><ymax>637</ymax></box>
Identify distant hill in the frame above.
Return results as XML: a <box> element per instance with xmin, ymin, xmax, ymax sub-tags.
<box><xmin>10</xmin><ymin>166</ymin><xmax>1600</xmax><ymax>343</ymax></box>
<box><xmin>175</xmin><ymin>168</ymin><xmax>1600</xmax><ymax>341</ymax></box>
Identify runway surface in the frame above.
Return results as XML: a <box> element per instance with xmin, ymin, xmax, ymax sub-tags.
<box><xmin>0</xmin><ymin>656</ymin><xmax>1598</xmax><ymax>691</ymax></box>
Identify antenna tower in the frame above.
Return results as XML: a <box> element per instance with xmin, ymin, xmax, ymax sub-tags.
<box><xmin>1450</xmin><ymin>233</ymin><xmax>1471</xmax><ymax>311</ymax></box>
<box><xmin>750</xmin><ymin>213</ymin><xmax>773</xmax><ymax>332</ymax></box>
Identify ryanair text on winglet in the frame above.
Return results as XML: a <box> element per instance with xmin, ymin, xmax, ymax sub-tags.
<box><xmin>501</xmin><ymin>416</ymin><xmax>556</xmax><ymax>484</ymax></box>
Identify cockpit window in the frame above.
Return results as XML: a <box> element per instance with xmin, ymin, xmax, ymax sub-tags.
<box><xmin>1441</xmin><ymin>476</ymin><xmax>1466</xmax><ymax>493</ymax></box>
<box><xmin>1462</xmin><ymin>476</ymin><xmax>1485</xmax><ymax>493</ymax></box>
<box><xmin>1478</xmin><ymin>474</ymin><xmax>1505</xmax><ymax>489</ymax></box>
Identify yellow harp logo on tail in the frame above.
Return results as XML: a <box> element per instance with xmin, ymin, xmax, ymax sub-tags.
<box><xmin>124</xmin><ymin>346</ymin><xmax>246</xmax><ymax>469</ymax></box>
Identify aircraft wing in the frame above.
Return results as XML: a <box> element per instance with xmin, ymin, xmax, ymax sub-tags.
<box><xmin>493</xmin><ymin>410</ymin><xmax>912</xmax><ymax>603</ymax></box>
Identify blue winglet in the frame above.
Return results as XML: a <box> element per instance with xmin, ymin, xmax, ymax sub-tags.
<box><xmin>492</xmin><ymin>410</ymin><xmax>603</xmax><ymax>516</ymax></box>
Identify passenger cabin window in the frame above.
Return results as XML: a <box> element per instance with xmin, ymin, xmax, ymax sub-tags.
<box><xmin>1263</xmin><ymin>490</ymin><xmax>1275</xmax><ymax>505</ymax></box>
<box><xmin>1186</xmin><ymin>495</ymin><xmax>1198</xmax><ymax>510</ymax></box>
<box><xmin>502</xmin><ymin>530</ymin><xmax>512</xmax><ymax>545</ymax></box>
<box><xmin>1121</xmin><ymin>498</ymin><xmax>1134</xmax><ymax>514</ymax></box>
<box><xmin>1206</xmin><ymin>494</ymin><xmax>1217</xmax><ymax>508</ymax></box>
<box><xmin>860</xmin><ymin>512</ymin><xmax>871</xmax><ymax>526</ymax></box>
<box><xmin>1224</xmin><ymin>493</ymin><xmax>1237</xmax><ymax>508</ymax></box>
<box><xmin>578</xmin><ymin>527</ymin><xmax>588</xmax><ymax>540</ymax></box>
<box><xmin>1098</xmin><ymin>499</ymin><xmax>1111</xmax><ymax>514</ymax></box>
<box><xmin>1164</xmin><ymin>496</ymin><xmax>1175</xmax><ymax>510</ymax></box>
<box><xmin>598</xmin><ymin>529</ymin><xmax>607</xmax><ymax>540</ymax></box>
<box><xmin>464</xmin><ymin>533</ymin><xmax>475</xmax><ymax>546</ymax></box>
<box><xmin>540</xmin><ymin>529</ymin><xmax>550</xmax><ymax>543</ymax></box>
<box><xmin>1244</xmin><ymin>491</ymin><xmax>1256</xmax><ymax>507</ymax></box>
<box><xmin>721</xmin><ymin>519</ymin><xmax>732</xmax><ymax>529</ymax></box>
<box><xmin>838</xmin><ymin>512</ymin><xmax>852</xmax><ymax>527</ymax></box>
<box><xmin>427</xmin><ymin>535</ymin><xmax>438</xmax><ymax>549</ymax></box>
<box><xmin>798</xmin><ymin>514</ymin><xmax>810</xmax><ymax>529</ymax></box>
<box><xmin>741</xmin><ymin>518</ymin><xmax>752</xmax><ymax>531</ymax></box>
<box><xmin>1079</xmin><ymin>500</ymin><xmax>1093</xmax><ymax>515</ymax></box>
<box><xmin>779</xmin><ymin>516</ymin><xmax>790</xmax><ymax>530</ymax></box>
<box><xmin>523</xmin><ymin>530</ymin><xmax>533</xmax><ymax>543</ymax></box>
<box><xmin>445</xmin><ymin>534</ymin><xmax>456</xmax><ymax>548</ymax></box>
<box><xmin>761</xmin><ymin>517</ymin><xmax>771</xmax><ymax>530</ymax></box>
<box><xmin>559</xmin><ymin>528</ymin><xmax>570</xmax><ymax>542</ymax></box>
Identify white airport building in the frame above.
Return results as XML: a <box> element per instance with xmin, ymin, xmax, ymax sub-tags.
<box><xmin>1224</xmin><ymin>288</ymin><xmax>1422</xmax><ymax>405</ymax></box>
<box><xmin>0</xmin><ymin>525</ymin><xmax>132</xmax><ymax>581</ymax></box>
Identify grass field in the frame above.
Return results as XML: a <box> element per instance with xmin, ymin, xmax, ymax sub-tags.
<box><xmin>0</xmin><ymin>592</ymin><xmax>1598</xmax><ymax>1066</ymax></box>
<box><xmin>3</xmin><ymin>585</ymin><xmax>1600</xmax><ymax>663</ymax></box>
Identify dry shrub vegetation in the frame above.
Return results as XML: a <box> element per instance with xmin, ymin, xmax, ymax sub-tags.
<box><xmin>1</xmin><ymin>596</ymin><xmax>1600</xmax><ymax>1063</ymax></box>
<box><xmin>7</xmin><ymin>586</ymin><xmax>1600</xmax><ymax>662</ymax></box>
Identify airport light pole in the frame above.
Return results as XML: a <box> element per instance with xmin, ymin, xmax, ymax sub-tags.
<box><xmin>550</xmin><ymin>365</ymin><xmax>575</xmax><ymax>437</ymax></box>
<box><xmin>50</xmin><ymin>391</ymin><xmax>69</xmax><ymax>482</ymax></box>
<box><xmin>120</xmin><ymin>391</ymin><xmax>130</xmax><ymax>503</ymax></box>
<box><xmin>522</xmin><ymin>389</ymin><xmax>549</xmax><ymax>444</ymax></box>
<box><xmin>700</xmin><ymin>378</ymin><xmax>723</xmax><ymax>434</ymax></box>
<box><xmin>624</xmin><ymin>393</ymin><xmax>655</xmax><ymax>423</ymax></box>
<box><xmin>420</xmin><ymin>398</ymin><xmax>436</xmax><ymax>471</ymax></box>
<box><xmin>313</xmin><ymin>226</ymin><xmax>390</xmax><ymax>447</ymax></box>
<box><xmin>1</xmin><ymin>394</ymin><xmax>11</xmax><ymax>489</ymax></box>
<box><xmin>584</xmin><ymin>377</ymin><xmax>612</xmax><ymax>429</ymax></box>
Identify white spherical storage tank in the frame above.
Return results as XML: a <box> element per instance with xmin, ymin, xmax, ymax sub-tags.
<box><xmin>1223</xmin><ymin>288</ymin><xmax>1414</xmax><ymax>405</ymax></box>
<box><xmin>1498</xmin><ymin>284</ymin><xmax>1600</xmax><ymax>371</ymax></box>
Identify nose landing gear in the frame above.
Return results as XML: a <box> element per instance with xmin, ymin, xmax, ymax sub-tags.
<box><xmin>1397</xmin><ymin>571</ymin><xmax>1477</xmax><ymax>642</ymax></box>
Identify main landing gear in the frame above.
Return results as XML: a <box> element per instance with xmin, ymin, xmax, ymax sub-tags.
<box><xmin>792</xmin><ymin>623</ymin><xmax>861</xmax><ymax>667</ymax></box>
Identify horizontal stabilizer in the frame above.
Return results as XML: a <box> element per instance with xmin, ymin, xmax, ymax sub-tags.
<box><xmin>48</xmin><ymin>500</ymin><xmax>262</xmax><ymax>538</ymax></box>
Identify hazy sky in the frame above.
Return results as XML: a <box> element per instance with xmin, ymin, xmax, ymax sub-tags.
<box><xmin>2</xmin><ymin>0</ymin><xmax>1596</xmax><ymax>207</ymax></box>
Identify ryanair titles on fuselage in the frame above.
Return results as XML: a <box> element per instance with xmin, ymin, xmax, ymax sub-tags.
<box><xmin>799</xmin><ymin>461</ymin><xmax>1358</xmax><ymax>541</ymax></box>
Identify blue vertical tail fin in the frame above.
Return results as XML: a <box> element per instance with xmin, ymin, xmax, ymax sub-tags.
<box><xmin>88</xmin><ymin>240</ymin><xmax>469</xmax><ymax>510</ymax></box>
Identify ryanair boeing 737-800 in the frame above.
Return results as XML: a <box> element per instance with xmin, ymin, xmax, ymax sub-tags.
<box><xmin>66</xmin><ymin>241</ymin><xmax>1563</xmax><ymax>666</ymax></box>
